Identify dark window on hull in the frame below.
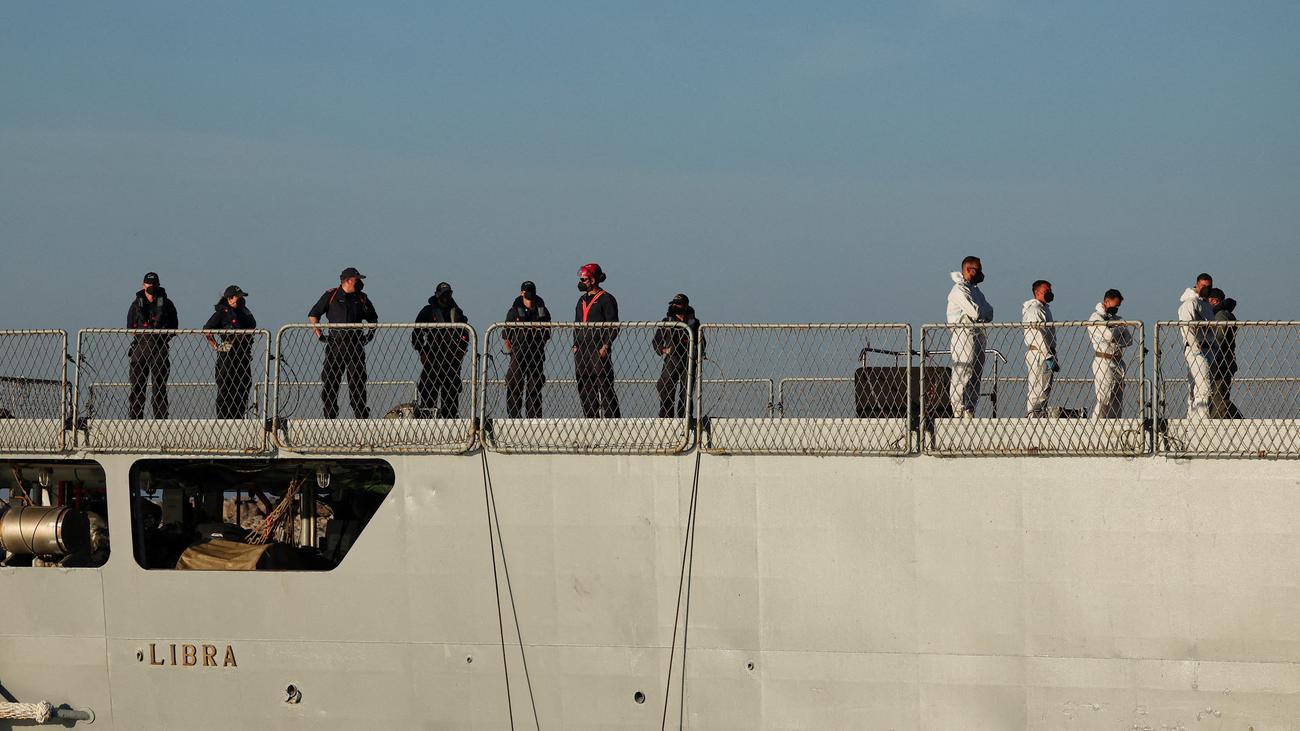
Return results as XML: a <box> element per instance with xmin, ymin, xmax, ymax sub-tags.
<box><xmin>0</xmin><ymin>460</ymin><xmax>109</xmax><ymax>568</ymax></box>
<box><xmin>129</xmin><ymin>459</ymin><xmax>393</xmax><ymax>571</ymax></box>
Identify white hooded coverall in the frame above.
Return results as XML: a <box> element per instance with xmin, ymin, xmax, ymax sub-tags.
<box><xmin>1088</xmin><ymin>303</ymin><xmax>1133</xmax><ymax>419</ymax></box>
<box><xmin>946</xmin><ymin>272</ymin><xmax>994</xmax><ymax>417</ymax></box>
<box><xmin>1022</xmin><ymin>298</ymin><xmax>1056</xmax><ymax>418</ymax></box>
<box><xmin>1177</xmin><ymin>288</ymin><xmax>1215</xmax><ymax>419</ymax></box>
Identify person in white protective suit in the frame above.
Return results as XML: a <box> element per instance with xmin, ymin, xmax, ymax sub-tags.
<box><xmin>1177</xmin><ymin>273</ymin><xmax>1216</xmax><ymax>419</ymax></box>
<box><xmin>1088</xmin><ymin>289</ymin><xmax>1134</xmax><ymax>418</ymax></box>
<box><xmin>1022</xmin><ymin>280</ymin><xmax>1058</xmax><ymax>418</ymax></box>
<box><xmin>946</xmin><ymin>256</ymin><xmax>994</xmax><ymax>417</ymax></box>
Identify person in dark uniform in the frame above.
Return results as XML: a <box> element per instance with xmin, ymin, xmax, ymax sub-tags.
<box><xmin>412</xmin><ymin>282</ymin><xmax>471</xmax><ymax>418</ymax></box>
<box><xmin>1206</xmin><ymin>288</ymin><xmax>1243</xmax><ymax>419</ymax></box>
<box><xmin>573</xmin><ymin>262</ymin><xmax>620</xmax><ymax>418</ymax></box>
<box><xmin>127</xmin><ymin>272</ymin><xmax>179</xmax><ymax>419</ymax></box>
<box><xmin>203</xmin><ymin>286</ymin><xmax>257</xmax><ymax>419</ymax></box>
<box><xmin>308</xmin><ymin>267</ymin><xmax>379</xmax><ymax>419</ymax></box>
<box><xmin>503</xmin><ymin>281</ymin><xmax>551</xmax><ymax>418</ymax></box>
<box><xmin>654</xmin><ymin>294</ymin><xmax>703</xmax><ymax>418</ymax></box>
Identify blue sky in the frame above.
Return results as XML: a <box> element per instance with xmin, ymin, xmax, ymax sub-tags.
<box><xmin>2</xmin><ymin>1</ymin><xmax>1297</xmax><ymax>330</ymax></box>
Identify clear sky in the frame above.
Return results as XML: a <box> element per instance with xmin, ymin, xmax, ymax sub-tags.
<box><xmin>2</xmin><ymin>1</ymin><xmax>1297</xmax><ymax>332</ymax></box>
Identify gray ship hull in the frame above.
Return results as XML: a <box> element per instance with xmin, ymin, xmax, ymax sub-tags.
<box><xmin>4</xmin><ymin>451</ymin><xmax>1299</xmax><ymax>729</ymax></box>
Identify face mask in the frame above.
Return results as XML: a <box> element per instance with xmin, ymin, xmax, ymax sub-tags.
<box><xmin>971</xmin><ymin>271</ymin><xmax>985</xmax><ymax>285</ymax></box>
<box><xmin>437</xmin><ymin>293</ymin><xmax>453</xmax><ymax>306</ymax></box>
<box><xmin>1044</xmin><ymin>292</ymin><xmax>1054</xmax><ymax>303</ymax></box>
<box><xmin>355</xmin><ymin>280</ymin><xmax>365</xmax><ymax>292</ymax></box>
<box><xmin>1105</xmin><ymin>306</ymin><xmax>1119</xmax><ymax>316</ymax></box>
<box><xmin>577</xmin><ymin>281</ymin><xmax>589</xmax><ymax>292</ymax></box>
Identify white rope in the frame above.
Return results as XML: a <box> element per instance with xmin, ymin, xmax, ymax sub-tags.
<box><xmin>0</xmin><ymin>701</ymin><xmax>55</xmax><ymax>722</ymax></box>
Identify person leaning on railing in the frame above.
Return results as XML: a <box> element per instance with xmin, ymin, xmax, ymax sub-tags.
<box><xmin>308</xmin><ymin>267</ymin><xmax>378</xmax><ymax>419</ymax></box>
<box><xmin>946</xmin><ymin>256</ymin><xmax>994</xmax><ymax>418</ymax></box>
<box><xmin>653</xmin><ymin>294</ymin><xmax>703</xmax><ymax>419</ymax></box>
<box><xmin>502</xmin><ymin>280</ymin><xmax>551</xmax><ymax>418</ymax></box>
<box><xmin>1177</xmin><ymin>273</ymin><xmax>1215</xmax><ymax>419</ymax></box>
<box><xmin>411</xmin><ymin>282</ymin><xmax>470</xmax><ymax>419</ymax></box>
<box><xmin>1204</xmin><ymin>288</ymin><xmax>1242</xmax><ymax>419</ymax></box>
<box><xmin>573</xmin><ymin>262</ymin><xmax>620</xmax><ymax>419</ymax></box>
<box><xmin>1022</xmin><ymin>280</ymin><xmax>1058</xmax><ymax>418</ymax></box>
<box><xmin>203</xmin><ymin>285</ymin><xmax>256</xmax><ymax>419</ymax></box>
<box><xmin>1087</xmin><ymin>289</ymin><xmax>1133</xmax><ymax>419</ymax></box>
<box><xmin>126</xmin><ymin>271</ymin><xmax>179</xmax><ymax>420</ymax></box>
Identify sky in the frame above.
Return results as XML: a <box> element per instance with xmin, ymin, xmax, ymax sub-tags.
<box><xmin>2</xmin><ymin>1</ymin><xmax>1298</xmax><ymax>333</ymax></box>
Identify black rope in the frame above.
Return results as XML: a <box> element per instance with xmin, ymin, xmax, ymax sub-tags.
<box><xmin>482</xmin><ymin>450</ymin><xmax>542</xmax><ymax>730</ymax></box>
<box><xmin>482</xmin><ymin>452</ymin><xmax>515</xmax><ymax>730</ymax></box>
<box><xmin>660</xmin><ymin>449</ymin><xmax>703</xmax><ymax>731</ymax></box>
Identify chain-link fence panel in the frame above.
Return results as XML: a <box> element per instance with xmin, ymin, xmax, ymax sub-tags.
<box><xmin>273</xmin><ymin>323</ymin><xmax>477</xmax><ymax>454</ymax></box>
<box><xmin>73</xmin><ymin>329</ymin><xmax>270</xmax><ymax>453</ymax></box>
<box><xmin>1155</xmin><ymin>321</ymin><xmax>1300</xmax><ymax>457</ymax></box>
<box><xmin>0</xmin><ymin>331</ymin><xmax>69</xmax><ymax>453</ymax></box>
<box><xmin>480</xmin><ymin>322</ymin><xmax>694</xmax><ymax>454</ymax></box>
<box><xmin>696</xmin><ymin>324</ymin><xmax>913</xmax><ymax>455</ymax></box>
<box><xmin>920</xmin><ymin>322</ymin><xmax>1146</xmax><ymax>456</ymax></box>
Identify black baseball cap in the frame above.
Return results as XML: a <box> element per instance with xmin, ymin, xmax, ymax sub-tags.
<box><xmin>223</xmin><ymin>285</ymin><xmax>249</xmax><ymax>298</ymax></box>
<box><xmin>435</xmin><ymin>282</ymin><xmax>453</xmax><ymax>296</ymax></box>
<box><xmin>520</xmin><ymin>280</ymin><xmax>537</xmax><ymax>293</ymax></box>
<box><xmin>143</xmin><ymin>272</ymin><xmax>160</xmax><ymax>285</ymax></box>
<box><xmin>670</xmin><ymin>293</ymin><xmax>689</xmax><ymax>306</ymax></box>
<box><xmin>339</xmin><ymin>267</ymin><xmax>366</xmax><ymax>280</ymax></box>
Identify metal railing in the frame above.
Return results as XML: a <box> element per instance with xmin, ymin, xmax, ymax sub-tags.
<box><xmin>696</xmin><ymin>324</ymin><xmax>913</xmax><ymax>455</ymax></box>
<box><xmin>273</xmin><ymin>323</ymin><xmax>477</xmax><ymax>454</ymax></box>
<box><xmin>480</xmin><ymin>322</ymin><xmax>695</xmax><ymax>454</ymax></box>
<box><xmin>73</xmin><ymin>329</ymin><xmax>271</xmax><ymax>453</ymax></box>
<box><xmin>0</xmin><ymin>330</ymin><xmax>70</xmax><ymax>452</ymax></box>
<box><xmin>87</xmin><ymin>382</ymin><xmax>263</xmax><ymax>420</ymax></box>
<box><xmin>1154</xmin><ymin>320</ymin><xmax>1300</xmax><ymax>458</ymax></box>
<box><xmin>920</xmin><ymin>322</ymin><xmax>1147</xmax><ymax>456</ymax></box>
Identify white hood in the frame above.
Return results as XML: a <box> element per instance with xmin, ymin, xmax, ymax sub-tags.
<box><xmin>1180</xmin><ymin>287</ymin><xmax>1201</xmax><ymax>304</ymax></box>
<box><xmin>1023</xmin><ymin>299</ymin><xmax>1049</xmax><ymax>319</ymax></box>
<box><xmin>951</xmin><ymin>271</ymin><xmax>965</xmax><ymax>285</ymax></box>
<box><xmin>1094</xmin><ymin>302</ymin><xmax>1109</xmax><ymax>317</ymax></box>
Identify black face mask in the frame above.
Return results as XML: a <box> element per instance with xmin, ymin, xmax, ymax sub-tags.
<box><xmin>577</xmin><ymin>281</ymin><xmax>590</xmax><ymax>292</ymax></box>
<box><xmin>668</xmin><ymin>305</ymin><xmax>685</xmax><ymax>317</ymax></box>
<box><xmin>1105</xmin><ymin>306</ymin><xmax>1119</xmax><ymax>316</ymax></box>
<box><xmin>1044</xmin><ymin>292</ymin><xmax>1054</xmax><ymax>303</ymax></box>
<box><xmin>355</xmin><ymin>280</ymin><xmax>365</xmax><ymax>292</ymax></box>
<box><xmin>437</xmin><ymin>293</ymin><xmax>453</xmax><ymax>307</ymax></box>
<box><xmin>971</xmin><ymin>271</ymin><xmax>985</xmax><ymax>285</ymax></box>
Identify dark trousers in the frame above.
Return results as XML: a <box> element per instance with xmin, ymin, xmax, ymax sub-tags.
<box><xmin>417</xmin><ymin>353</ymin><xmax>464</xmax><ymax>418</ymax></box>
<box><xmin>1211</xmin><ymin>369</ymin><xmax>1243</xmax><ymax>419</ymax></box>
<box><xmin>657</xmin><ymin>351</ymin><xmax>694</xmax><ymax>418</ymax></box>
<box><xmin>215</xmin><ymin>350</ymin><xmax>253</xmax><ymax>419</ymax></box>
<box><xmin>574</xmin><ymin>347</ymin><xmax>619</xmax><ymax>418</ymax></box>
<box><xmin>505</xmin><ymin>351</ymin><xmax>545</xmax><ymax>418</ymax></box>
<box><xmin>321</xmin><ymin>337</ymin><xmax>368</xmax><ymax>419</ymax></box>
<box><xmin>128</xmin><ymin>340</ymin><xmax>170</xmax><ymax>419</ymax></box>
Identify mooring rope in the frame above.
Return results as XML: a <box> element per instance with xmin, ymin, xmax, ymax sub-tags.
<box><xmin>660</xmin><ymin>449</ymin><xmax>703</xmax><ymax>731</ymax></box>
<box><xmin>481</xmin><ymin>449</ymin><xmax>541</xmax><ymax>730</ymax></box>
<box><xmin>0</xmin><ymin>701</ymin><xmax>54</xmax><ymax>722</ymax></box>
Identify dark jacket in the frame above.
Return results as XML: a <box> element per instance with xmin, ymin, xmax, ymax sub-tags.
<box><xmin>1213</xmin><ymin>304</ymin><xmax>1238</xmax><ymax>375</ymax></box>
<box><xmin>653</xmin><ymin>312</ymin><xmax>704</xmax><ymax>360</ymax></box>
<box><xmin>204</xmin><ymin>301</ymin><xmax>258</xmax><ymax>353</ymax></box>
<box><xmin>308</xmin><ymin>287</ymin><xmax>378</xmax><ymax>325</ymax></box>
<box><xmin>412</xmin><ymin>297</ymin><xmax>470</xmax><ymax>357</ymax></box>
<box><xmin>203</xmin><ymin>301</ymin><xmax>257</xmax><ymax>331</ymax></box>
<box><xmin>503</xmin><ymin>295</ymin><xmax>552</xmax><ymax>351</ymax></box>
<box><xmin>574</xmin><ymin>289</ymin><xmax>619</xmax><ymax>349</ymax></box>
<box><xmin>127</xmin><ymin>288</ymin><xmax>179</xmax><ymax>330</ymax></box>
